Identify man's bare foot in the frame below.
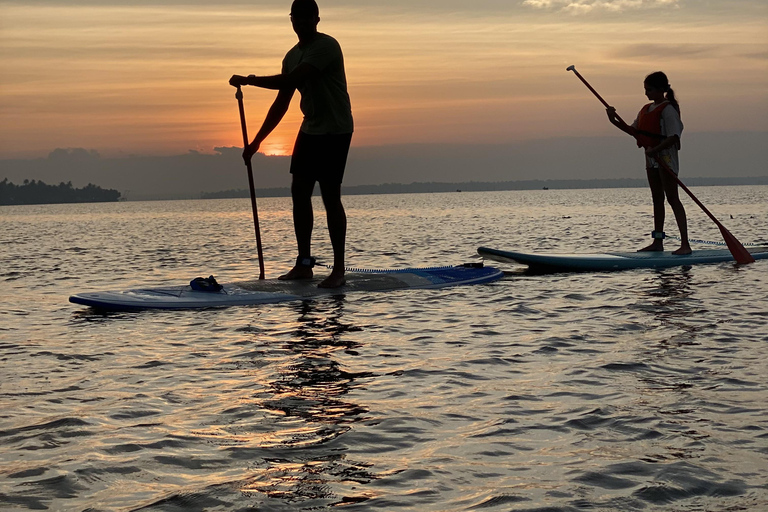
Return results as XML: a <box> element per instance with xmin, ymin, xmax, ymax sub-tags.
<box><xmin>672</xmin><ymin>246</ymin><xmax>692</xmax><ymax>255</ymax></box>
<box><xmin>278</xmin><ymin>266</ymin><xmax>314</xmax><ymax>280</ymax></box>
<box><xmin>638</xmin><ymin>241</ymin><xmax>664</xmax><ymax>252</ymax></box>
<box><xmin>318</xmin><ymin>272</ymin><xmax>346</xmax><ymax>289</ymax></box>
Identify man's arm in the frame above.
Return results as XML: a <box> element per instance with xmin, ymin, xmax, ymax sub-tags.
<box><xmin>243</xmin><ymin>88</ymin><xmax>295</xmax><ymax>160</ymax></box>
<box><xmin>230</xmin><ymin>62</ymin><xmax>320</xmax><ymax>160</ymax></box>
<box><xmin>230</xmin><ymin>62</ymin><xmax>320</xmax><ymax>90</ymax></box>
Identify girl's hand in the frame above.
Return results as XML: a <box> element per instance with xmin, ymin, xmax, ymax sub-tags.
<box><xmin>606</xmin><ymin>107</ymin><xmax>628</xmax><ymax>129</ymax></box>
<box><xmin>645</xmin><ymin>146</ymin><xmax>660</xmax><ymax>157</ymax></box>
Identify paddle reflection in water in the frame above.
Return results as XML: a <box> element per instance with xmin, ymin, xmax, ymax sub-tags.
<box><xmin>238</xmin><ymin>297</ymin><xmax>379</xmax><ymax>507</ymax></box>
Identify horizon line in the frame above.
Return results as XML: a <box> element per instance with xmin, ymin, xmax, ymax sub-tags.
<box><xmin>3</xmin><ymin>129</ymin><xmax>767</xmax><ymax>161</ymax></box>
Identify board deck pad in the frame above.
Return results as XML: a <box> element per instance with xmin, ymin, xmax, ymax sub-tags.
<box><xmin>69</xmin><ymin>265</ymin><xmax>503</xmax><ymax>311</ymax></box>
<box><xmin>478</xmin><ymin>246</ymin><xmax>768</xmax><ymax>272</ymax></box>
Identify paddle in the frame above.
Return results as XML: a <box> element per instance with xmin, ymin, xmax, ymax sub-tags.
<box><xmin>235</xmin><ymin>85</ymin><xmax>266</xmax><ymax>279</ymax></box>
<box><xmin>566</xmin><ymin>65</ymin><xmax>755</xmax><ymax>264</ymax></box>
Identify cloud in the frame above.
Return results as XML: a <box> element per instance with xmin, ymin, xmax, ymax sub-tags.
<box><xmin>522</xmin><ymin>0</ymin><xmax>679</xmax><ymax>14</ymax></box>
<box><xmin>47</xmin><ymin>148</ymin><xmax>102</xmax><ymax>161</ymax></box>
<box><xmin>610</xmin><ymin>44</ymin><xmax>720</xmax><ymax>60</ymax></box>
<box><xmin>744</xmin><ymin>50</ymin><xmax>768</xmax><ymax>61</ymax></box>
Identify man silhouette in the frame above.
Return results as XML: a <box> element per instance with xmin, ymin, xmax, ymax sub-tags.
<box><xmin>230</xmin><ymin>0</ymin><xmax>353</xmax><ymax>288</ymax></box>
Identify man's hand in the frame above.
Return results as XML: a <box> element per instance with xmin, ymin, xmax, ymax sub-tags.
<box><xmin>229</xmin><ymin>75</ymin><xmax>249</xmax><ymax>87</ymax></box>
<box><xmin>243</xmin><ymin>140</ymin><xmax>259</xmax><ymax>163</ymax></box>
<box><xmin>606</xmin><ymin>106</ymin><xmax>619</xmax><ymax>123</ymax></box>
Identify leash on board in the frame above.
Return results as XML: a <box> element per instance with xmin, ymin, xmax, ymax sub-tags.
<box><xmin>320</xmin><ymin>263</ymin><xmax>484</xmax><ymax>273</ymax></box>
<box><xmin>297</xmin><ymin>256</ymin><xmax>484</xmax><ymax>274</ymax></box>
<box><xmin>666</xmin><ymin>234</ymin><xmax>766</xmax><ymax>247</ymax></box>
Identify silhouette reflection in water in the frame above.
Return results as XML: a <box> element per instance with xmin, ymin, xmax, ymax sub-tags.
<box><xmin>240</xmin><ymin>297</ymin><xmax>379</xmax><ymax>507</ymax></box>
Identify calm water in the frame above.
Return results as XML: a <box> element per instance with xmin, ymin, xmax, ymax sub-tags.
<box><xmin>2</xmin><ymin>188</ymin><xmax>767</xmax><ymax>512</ymax></box>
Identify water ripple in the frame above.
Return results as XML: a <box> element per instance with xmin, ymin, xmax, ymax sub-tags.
<box><xmin>2</xmin><ymin>190</ymin><xmax>768</xmax><ymax>511</ymax></box>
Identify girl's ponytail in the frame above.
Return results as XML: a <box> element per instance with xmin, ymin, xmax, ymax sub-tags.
<box><xmin>665</xmin><ymin>87</ymin><xmax>680</xmax><ymax>115</ymax></box>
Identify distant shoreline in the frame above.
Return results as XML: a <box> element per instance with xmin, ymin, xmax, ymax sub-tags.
<box><xmin>4</xmin><ymin>177</ymin><xmax>767</xmax><ymax>205</ymax></box>
<box><xmin>202</xmin><ymin>176</ymin><xmax>768</xmax><ymax>200</ymax></box>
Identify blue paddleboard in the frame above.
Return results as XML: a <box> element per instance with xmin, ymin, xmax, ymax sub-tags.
<box><xmin>478</xmin><ymin>246</ymin><xmax>768</xmax><ymax>272</ymax></box>
<box><xmin>69</xmin><ymin>264</ymin><xmax>503</xmax><ymax>311</ymax></box>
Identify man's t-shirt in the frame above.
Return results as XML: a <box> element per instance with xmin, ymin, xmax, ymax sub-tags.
<box><xmin>282</xmin><ymin>33</ymin><xmax>354</xmax><ymax>135</ymax></box>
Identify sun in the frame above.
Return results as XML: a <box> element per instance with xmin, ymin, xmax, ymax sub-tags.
<box><xmin>259</xmin><ymin>140</ymin><xmax>293</xmax><ymax>157</ymax></box>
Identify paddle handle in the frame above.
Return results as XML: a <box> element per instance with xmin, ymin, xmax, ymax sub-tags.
<box><xmin>236</xmin><ymin>86</ymin><xmax>266</xmax><ymax>279</ymax></box>
<box><xmin>568</xmin><ymin>66</ymin><xmax>612</xmax><ymax>108</ymax></box>
<box><xmin>567</xmin><ymin>65</ymin><xmax>632</xmax><ymax>128</ymax></box>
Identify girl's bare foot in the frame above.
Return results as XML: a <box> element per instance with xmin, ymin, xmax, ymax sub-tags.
<box><xmin>672</xmin><ymin>245</ymin><xmax>692</xmax><ymax>255</ymax></box>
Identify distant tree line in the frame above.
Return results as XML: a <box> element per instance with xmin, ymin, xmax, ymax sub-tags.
<box><xmin>200</xmin><ymin>187</ymin><xmax>291</xmax><ymax>199</ymax></box>
<box><xmin>0</xmin><ymin>178</ymin><xmax>121</xmax><ymax>205</ymax></box>
<box><xmin>200</xmin><ymin>176</ymin><xmax>768</xmax><ymax>200</ymax></box>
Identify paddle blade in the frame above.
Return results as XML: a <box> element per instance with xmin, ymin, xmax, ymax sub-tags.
<box><xmin>718</xmin><ymin>224</ymin><xmax>755</xmax><ymax>264</ymax></box>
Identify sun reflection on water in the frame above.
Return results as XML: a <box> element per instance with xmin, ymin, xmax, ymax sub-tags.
<box><xmin>221</xmin><ymin>298</ymin><xmax>379</xmax><ymax>505</ymax></box>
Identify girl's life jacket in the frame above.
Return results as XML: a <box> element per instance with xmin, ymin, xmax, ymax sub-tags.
<box><xmin>635</xmin><ymin>101</ymin><xmax>671</xmax><ymax>149</ymax></box>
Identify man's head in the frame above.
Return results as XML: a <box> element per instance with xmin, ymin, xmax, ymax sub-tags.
<box><xmin>290</xmin><ymin>0</ymin><xmax>319</xmax><ymax>40</ymax></box>
<box><xmin>291</xmin><ymin>0</ymin><xmax>319</xmax><ymax>18</ymax></box>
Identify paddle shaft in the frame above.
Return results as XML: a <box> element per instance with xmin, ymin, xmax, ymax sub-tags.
<box><xmin>566</xmin><ymin>66</ymin><xmax>755</xmax><ymax>264</ymax></box>
<box><xmin>235</xmin><ymin>86</ymin><xmax>266</xmax><ymax>279</ymax></box>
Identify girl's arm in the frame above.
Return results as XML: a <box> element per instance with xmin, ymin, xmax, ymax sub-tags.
<box><xmin>605</xmin><ymin>107</ymin><xmax>637</xmax><ymax>137</ymax></box>
<box><xmin>645</xmin><ymin>135</ymin><xmax>680</xmax><ymax>157</ymax></box>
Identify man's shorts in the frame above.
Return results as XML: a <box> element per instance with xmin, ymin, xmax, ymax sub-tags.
<box><xmin>290</xmin><ymin>131</ymin><xmax>353</xmax><ymax>185</ymax></box>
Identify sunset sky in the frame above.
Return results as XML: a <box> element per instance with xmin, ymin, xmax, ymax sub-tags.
<box><xmin>1</xmin><ymin>0</ymin><xmax>766</xmax><ymax>159</ymax></box>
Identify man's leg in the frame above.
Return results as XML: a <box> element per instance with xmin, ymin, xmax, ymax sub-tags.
<box><xmin>317</xmin><ymin>180</ymin><xmax>346</xmax><ymax>288</ymax></box>
<box><xmin>278</xmin><ymin>175</ymin><xmax>315</xmax><ymax>280</ymax></box>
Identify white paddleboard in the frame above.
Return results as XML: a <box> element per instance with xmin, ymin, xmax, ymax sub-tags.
<box><xmin>69</xmin><ymin>264</ymin><xmax>503</xmax><ymax>311</ymax></box>
<box><xmin>478</xmin><ymin>246</ymin><xmax>768</xmax><ymax>272</ymax></box>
